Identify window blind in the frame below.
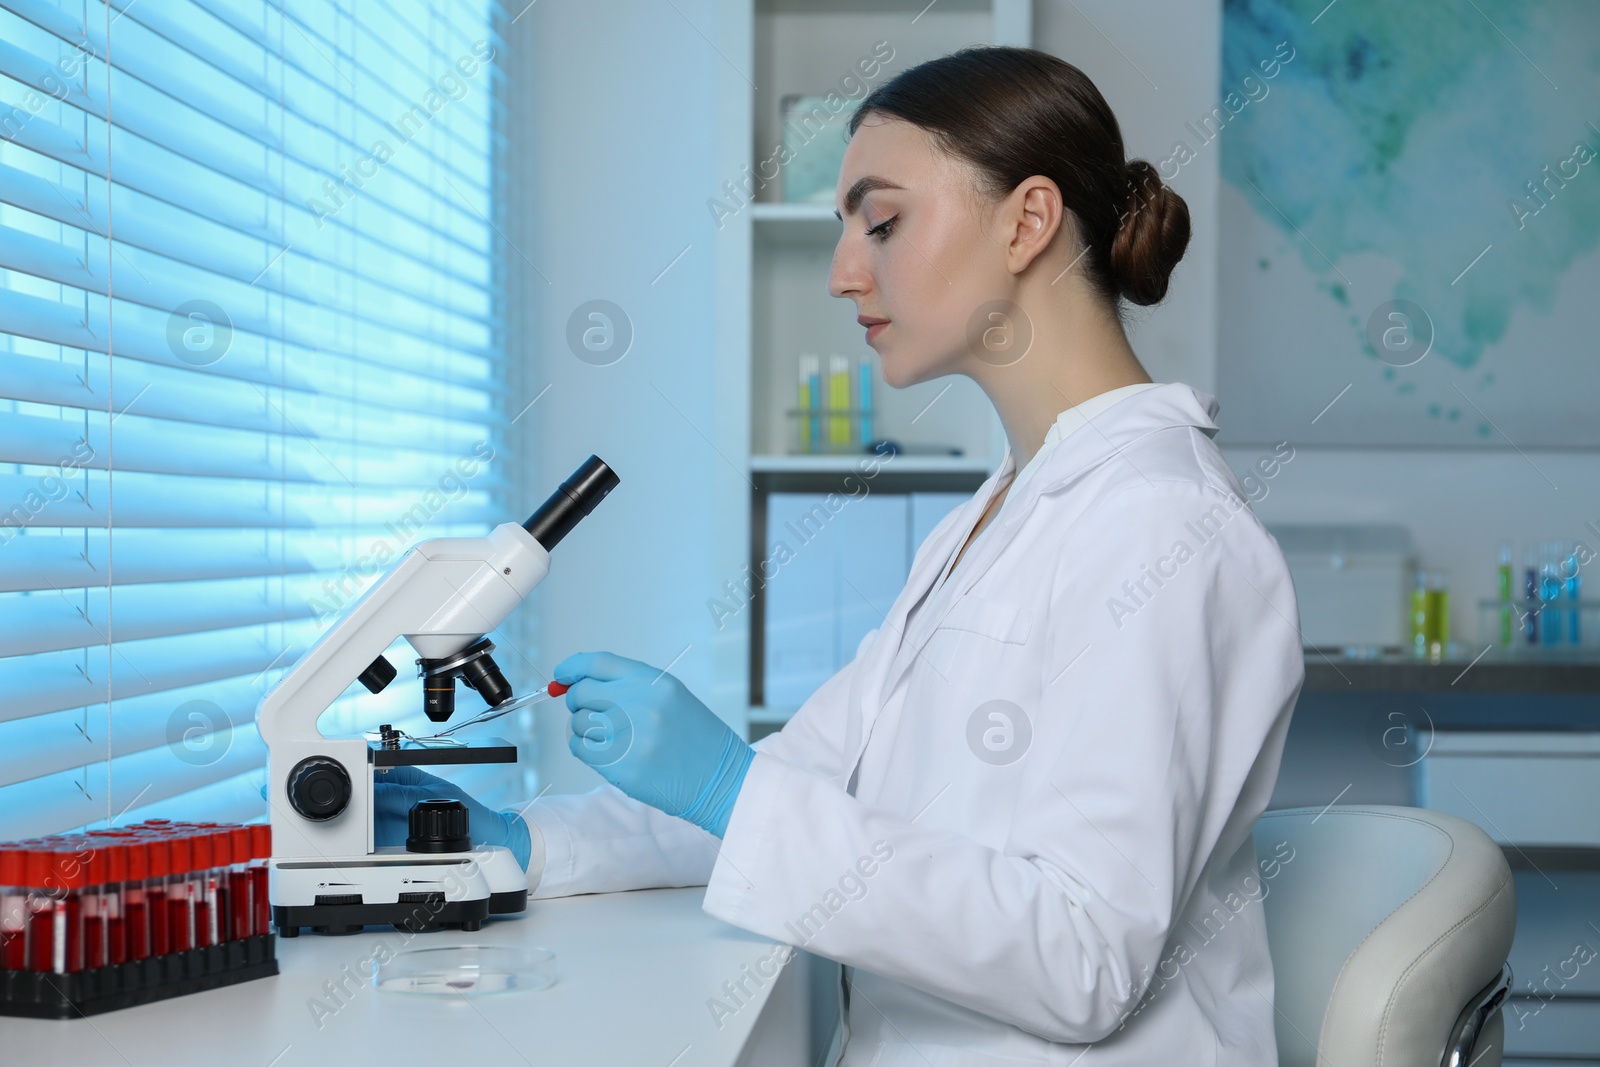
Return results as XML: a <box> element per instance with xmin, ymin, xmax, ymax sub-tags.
<box><xmin>0</xmin><ymin>0</ymin><xmax>508</xmax><ymax>840</ymax></box>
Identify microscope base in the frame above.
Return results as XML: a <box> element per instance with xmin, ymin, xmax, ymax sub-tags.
<box><xmin>274</xmin><ymin>890</ymin><xmax>527</xmax><ymax>937</ymax></box>
<box><xmin>269</xmin><ymin>846</ymin><xmax>529</xmax><ymax>937</ymax></box>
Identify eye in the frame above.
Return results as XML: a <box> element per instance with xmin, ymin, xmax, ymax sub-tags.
<box><xmin>865</xmin><ymin>215</ymin><xmax>897</xmax><ymax>241</ymax></box>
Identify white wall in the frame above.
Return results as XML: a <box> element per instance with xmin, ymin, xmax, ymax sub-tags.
<box><xmin>1036</xmin><ymin>1</ymin><xmax>1600</xmax><ymax>631</ymax></box>
<box><xmin>504</xmin><ymin>0</ymin><xmax>751</xmax><ymax>797</ymax></box>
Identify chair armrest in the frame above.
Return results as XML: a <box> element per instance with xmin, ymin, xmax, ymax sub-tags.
<box><xmin>1443</xmin><ymin>963</ymin><xmax>1511</xmax><ymax>1067</ymax></box>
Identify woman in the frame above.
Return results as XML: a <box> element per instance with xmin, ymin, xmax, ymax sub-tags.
<box><xmin>383</xmin><ymin>46</ymin><xmax>1303</xmax><ymax>1065</ymax></box>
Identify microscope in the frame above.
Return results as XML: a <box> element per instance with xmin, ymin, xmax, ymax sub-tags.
<box><xmin>257</xmin><ymin>455</ymin><xmax>618</xmax><ymax>936</ymax></box>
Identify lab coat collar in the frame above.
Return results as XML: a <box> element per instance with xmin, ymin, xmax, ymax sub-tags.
<box><xmin>876</xmin><ymin>383</ymin><xmax>1220</xmax><ymax>699</ymax></box>
<box><xmin>992</xmin><ymin>381</ymin><xmax>1220</xmax><ymax>500</ymax></box>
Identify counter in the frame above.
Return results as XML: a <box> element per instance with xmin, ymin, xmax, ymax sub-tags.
<box><xmin>0</xmin><ymin>887</ymin><xmax>836</xmax><ymax>1067</ymax></box>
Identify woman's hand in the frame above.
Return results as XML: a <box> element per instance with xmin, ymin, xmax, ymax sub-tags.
<box><xmin>554</xmin><ymin>651</ymin><xmax>754</xmax><ymax>837</ymax></box>
<box><xmin>373</xmin><ymin>766</ymin><xmax>533</xmax><ymax>871</ymax></box>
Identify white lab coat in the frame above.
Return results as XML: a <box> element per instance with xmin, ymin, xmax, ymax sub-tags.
<box><xmin>524</xmin><ymin>383</ymin><xmax>1303</xmax><ymax>1066</ymax></box>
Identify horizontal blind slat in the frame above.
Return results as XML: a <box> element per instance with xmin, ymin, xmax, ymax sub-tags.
<box><xmin>0</xmin><ymin>351</ymin><xmax>504</xmax><ymax>449</ymax></box>
<box><xmin>0</xmin><ymin>530</ymin><xmax>318</xmax><ymax>592</ymax></box>
<box><xmin>0</xmin><ymin>621</ymin><xmax>319</xmax><ymax>723</ymax></box>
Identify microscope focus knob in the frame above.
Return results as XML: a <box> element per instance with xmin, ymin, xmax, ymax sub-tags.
<box><xmin>286</xmin><ymin>756</ymin><xmax>352</xmax><ymax>821</ymax></box>
<box><xmin>406</xmin><ymin>799</ymin><xmax>471</xmax><ymax>853</ymax></box>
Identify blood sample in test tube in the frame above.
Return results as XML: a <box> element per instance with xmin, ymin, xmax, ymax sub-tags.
<box><xmin>225</xmin><ymin>825</ymin><xmax>250</xmax><ymax>941</ymax></box>
<box><xmin>80</xmin><ymin>840</ymin><xmax>106</xmax><ymax>970</ymax></box>
<box><xmin>188</xmin><ymin>825</ymin><xmax>218</xmax><ymax>948</ymax></box>
<box><xmin>33</xmin><ymin>840</ymin><xmax>86</xmax><ymax>974</ymax></box>
<box><xmin>138</xmin><ymin>830</ymin><xmax>170</xmax><ymax>956</ymax></box>
<box><xmin>99</xmin><ymin>837</ymin><xmax>128</xmax><ymax>965</ymax></box>
<box><xmin>117</xmin><ymin>833</ymin><xmax>150</xmax><ymax>961</ymax></box>
<box><xmin>0</xmin><ymin>843</ymin><xmax>26</xmax><ymax>969</ymax></box>
<box><xmin>194</xmin><ymin>824</ymin><xmax>233</xmax><ymax>944</ymax></box>
<box><xmin>162</xmin><ymin>829</ymin><xmax>194</xmax><ymax>953</ymax></box>
<box><xmin>23</xmin><ymin>842</ymin><xmax>54</xmax><ymax>972</ymax></box>
<box><xmin>249</xmin><ymin>823</ymin><xmax>271</xmax><ymax>938</ymax></box>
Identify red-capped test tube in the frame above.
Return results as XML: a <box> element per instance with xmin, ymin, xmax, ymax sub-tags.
<box><xmin>28</xmin><ymin>839</ymin><xmax>88</xmax><ymax>974</ymax></box>
<box><xmin>0</xmin><ymin>843</ymin><xmax>26</xmax><ymax>969</ymax></box>
<box><xmin>117</xmin><ymin>833</ymin><xmax>151</xmax><ymax>961</ymax></box>
<box><xmin>84</xmin><ymin>833</ymin><xmax>132</xmax><ymax>966</ymax></box>
<box><xmin>157</xmin><ymin>827</ymin><xmax>195</xmax><ymax>953</ymax></box>
<box><xmin>133</xmin><ymin>830</ymin><xmax>171</xmax><ymax>956</ymax></box>
<box><xmin>249</xmin><ymin>823</ymin><xmax>271</xmax><ymax>938</ymax></box>
<box><xmin>225</xmin><ymin>825</ymin><xmax>251</xmax><ymax>940</ymax></box>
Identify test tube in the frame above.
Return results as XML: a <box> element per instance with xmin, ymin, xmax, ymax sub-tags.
<box><xmin>1524</xmin><ymin>549</ymin><xmax>1541</xmax><ymax>645</ymax></box>
<box><xmin>29</xmin><ymin>840</ymin><xmax>86</xmax><ymax>974</ymax></box>
<box><xmin>1</xmin><ymin>844</ymin><xmax>26</xmax><ymax>969</ymax></box>
<box><xmin>1563</xmin><ymin>541</ymin><xmax>1583</xmax><ymax>646</ymax></box>
<box><xmin>84</xmin><ymin>832</ymin><xmax>130</xmax><ymax>966</ymax></box>
<box><xmin>80</xmin><ymin>840</ymin><xmax>108</xmax><ymax>970</ymax></box>
<box><xmin>160</xmin><ymin>828</ymin><xmax>194</xmax><ymax>953</ymax></box>
<box><xmin>226</xmin><ymin>825</ymin><xmax>251</xmax><ymax>941</ymax></box>
<box><xmin>119</xmin><ymin>834</ymin><xmax>151</xmax><ymax>961</ymax></box>
<box><xmin>1540</xmin><ymin>543</ymin><xmax>1562</xmax><ymax>647</ymax></box>
<box><xmin>249</xmin><ymin>823</ymin><xmax>271</xmax><ymax>938</ymax></box>
<box><xmin>213</xmin><ymin>824</ymin><xmax>245</xmax><ymax>942</ymax></box>
<box><xmin>136</xmin><ymin>830</ymin><xmax>171</xmax><ymax>956</ymax></box>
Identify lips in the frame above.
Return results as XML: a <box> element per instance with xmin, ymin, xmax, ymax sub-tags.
<box><xmin>858</xmin><ymin>314</ymin><xmax>889</xmax><ymax>342</ymax></box>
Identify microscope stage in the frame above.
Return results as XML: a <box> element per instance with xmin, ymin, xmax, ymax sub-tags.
<box><xmin>370</xmin><ymin>735</ymin><xmax>517</xmax><ymax>766</ymax></box>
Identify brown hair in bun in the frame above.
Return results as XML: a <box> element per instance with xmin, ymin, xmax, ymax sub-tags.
<box><xmin>849</xmin><ymin>46</ymin><xmax>1191</xmax><ymax>312</ymax></box>
<box><xmin>1112</xmin><ymin>160</ymin><xmax>1191</xmax><ymax>306</ymax></box>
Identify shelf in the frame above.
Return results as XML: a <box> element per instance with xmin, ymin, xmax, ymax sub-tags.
<box><xmin>1303</xmin><ymin>648</ymin><xmax>1600</xmax><ymax>693</ymax></box>
<box><xmin>752</xmin><ymin>202</ymin><xmax>842</xmax><ymax>245</ymax></box>
<box><xmin>750</xmin><ymin>453</ymin><xmax>995</xmax><ymax>475</ymax></box>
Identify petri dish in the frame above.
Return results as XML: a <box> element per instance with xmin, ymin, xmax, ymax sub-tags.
<box><xmin>373</xmin><ymin>944</ymin><xmax>557</xmax><ymax>996</ymax></box>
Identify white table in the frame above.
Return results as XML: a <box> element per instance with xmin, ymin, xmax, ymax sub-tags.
<box><xmin>0</xmin><ymin>888</ymin><xmax>838</xmax><ymax>1067</ymax></box>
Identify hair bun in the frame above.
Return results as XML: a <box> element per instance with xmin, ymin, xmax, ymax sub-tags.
<box><xmin>1108</xmin><ymin>160</ymin><xmax>1191</xmax><ymax>306</ymax></box>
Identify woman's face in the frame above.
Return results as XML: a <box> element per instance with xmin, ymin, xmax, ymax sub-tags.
<box><xmin>828</xmin><ymin>114</ymin><xmax>1013</xmax><ymax>389</ymax></box>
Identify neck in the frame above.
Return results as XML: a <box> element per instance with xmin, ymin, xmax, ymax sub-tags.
<box><xmin>970</xmin><ymin>290</ymin><xmax>1151</xmax><ymax>472</ymax></box>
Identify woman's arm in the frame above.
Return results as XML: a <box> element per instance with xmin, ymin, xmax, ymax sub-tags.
<box><xmin>526</xmin><ymin>633</ymin><xmax>872</xmax><ymax>898</ymax></box>
<box><xmin>700</xmin><ymin>483</ymin><xmax>1303</xmax><ymax>1043</ymax></box>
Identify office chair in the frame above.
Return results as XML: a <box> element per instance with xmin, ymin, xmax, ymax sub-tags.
<box><xmin>1252</xmin><ymin>805</ymin><xmax>1516</xmax><ymax>1067</ymax></box>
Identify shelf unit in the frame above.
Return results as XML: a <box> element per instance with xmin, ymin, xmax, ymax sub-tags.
<box><xmin>742</xmin><ymin>0</ymin><xmax>1032</xmax><ymax>731</ymax></box>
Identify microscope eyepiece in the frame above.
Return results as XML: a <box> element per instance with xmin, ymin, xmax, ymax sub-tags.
<box><xmin>522</xmin><ymin>455</ymin><xmax>619</xmax><ymax>552</ymax></box>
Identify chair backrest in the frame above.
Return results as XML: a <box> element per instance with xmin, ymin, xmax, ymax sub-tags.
<box><xmin>1252</xmin><ymin>805</ymin><xmax>1516</xmax><ymax>1067</ymax></box>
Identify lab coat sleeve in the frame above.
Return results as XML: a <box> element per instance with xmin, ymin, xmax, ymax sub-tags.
<box><xmin>700</xmin><ymin>482</ymin><xmax>1303</xmax><ymax>1044</ymax></box>
<box><xmin>524</xmin><ymin>647</ymin><xmax>870</xmax><ymax>899</ymax></box>
<box><xmin>523</xmin><ymin>779</ymin><xmax>723</xmax><ymax>898</ymax></box>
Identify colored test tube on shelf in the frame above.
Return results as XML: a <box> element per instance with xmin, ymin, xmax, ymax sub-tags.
<box><xmin>828</xmin><ymin>354</ymin><xmax>850</xmax><ymax>447</ymax></box>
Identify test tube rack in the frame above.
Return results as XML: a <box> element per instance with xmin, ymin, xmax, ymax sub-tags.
<box><xmin>0</xmin><ymin>820</ymin><xmax>278</xmax><ymax>1019</ymax></box>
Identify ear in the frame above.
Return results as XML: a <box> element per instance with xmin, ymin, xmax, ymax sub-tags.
<box><xmin>1003</xmin><ymin>176</ymin><xmax>1065</xmax><ymax>275</ymax></box>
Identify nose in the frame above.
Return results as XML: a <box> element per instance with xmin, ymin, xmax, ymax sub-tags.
<box><xmin>828</xmin><ymin>230</ymin><xmax>870</xmax><ymax>302</ymax></box>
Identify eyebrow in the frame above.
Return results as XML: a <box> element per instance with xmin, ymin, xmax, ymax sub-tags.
<box><xmin>833</xmin><ymin>176</ymin><xmax>905</xmax><ymax>220</ymax></box>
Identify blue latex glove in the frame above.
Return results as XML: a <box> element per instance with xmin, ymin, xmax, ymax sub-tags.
<box><xmin>554</xmin><ymin>651</ymin><xmax>754</xmax><ymax>837</ymax></box>
<box><xmin>373</xmin><ymin>765</ymin><xmax>533</xmax><ymax>871</ymax></box>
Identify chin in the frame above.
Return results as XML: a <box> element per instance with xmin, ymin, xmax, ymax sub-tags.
<box><xmin>875</xmin><ymin>349</ymin><xmax>923</xmax><ymax>390</ymax></box>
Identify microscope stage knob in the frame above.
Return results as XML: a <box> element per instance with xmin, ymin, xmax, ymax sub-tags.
<box><xmin>287</xmin><ymin>756</ymin><xmax>353</xmax><ymax>821</ymax></box>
